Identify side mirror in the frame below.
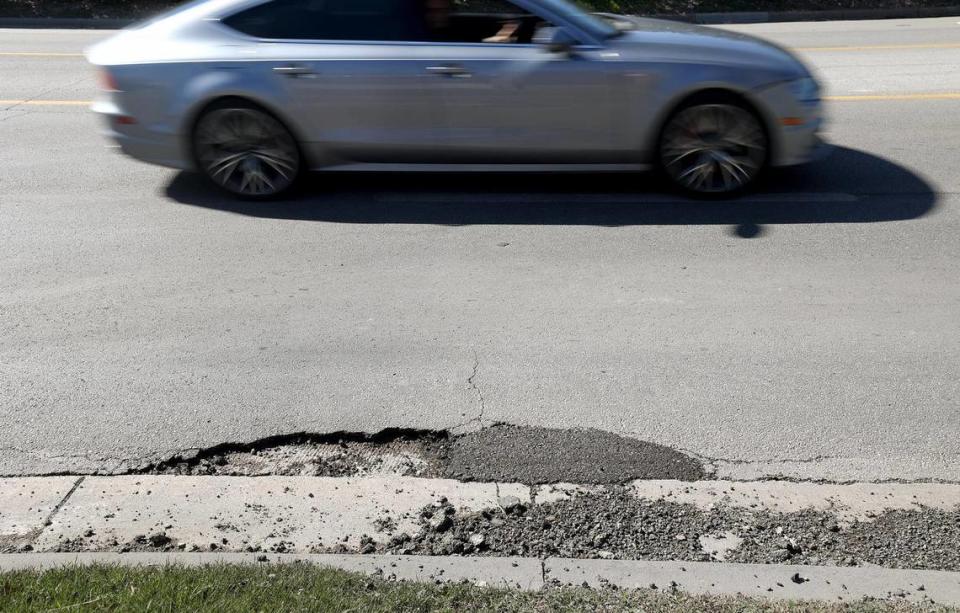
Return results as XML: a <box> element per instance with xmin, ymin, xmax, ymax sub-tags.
<box><xmin>533</xmin><ymin>26</ymin><xmax>576</xmax><ymax>55</ymax></box>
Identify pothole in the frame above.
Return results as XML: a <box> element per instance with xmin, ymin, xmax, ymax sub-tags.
<box><xmin>138</xmin><ymin>430</ymin><xmax>449</xmax><ymax>478</ymax></box>
<box><xmin>129</xmin><ymin>425</ymin><xmax>706</xmax><ymax>484</ymax></box>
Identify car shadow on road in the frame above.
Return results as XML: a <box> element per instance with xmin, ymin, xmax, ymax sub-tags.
<box><xmin>164</xmin><ymin>145</ymin><xmax>937</xmax><ymax>238</ymax></box>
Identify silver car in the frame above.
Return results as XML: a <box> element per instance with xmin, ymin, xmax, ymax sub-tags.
<box><xmin>87</xmin><ymin>0</ymin><xmax>824</xmax><ymax>198</ymax></box>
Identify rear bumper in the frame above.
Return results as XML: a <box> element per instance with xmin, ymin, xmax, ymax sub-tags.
<box><xmin>92</xmin><ymin>99</ymin><xmax>192</xmax><ymax>171</ymax></box>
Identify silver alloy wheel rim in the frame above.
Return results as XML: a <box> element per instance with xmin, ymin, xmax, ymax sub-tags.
<box><xmin>195</xmin><ymin>108</ymin><xmax>299</xmax><ymax>197</ymax></box>
<box><xmin>661</xmin><ymin>104</ymin><xmax>767</xmax><ymax>194</ymax></box>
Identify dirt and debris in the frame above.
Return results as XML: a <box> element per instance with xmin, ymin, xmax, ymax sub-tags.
<box><xmin>0</xmin><ymin>534</ymin><xmax>38</xmax><ymax>554</ymax></box>
<box><xmin>380</xmin><ymin>489</ymin><xmax>960</xmax><ymax>571</ymax></box>
<box><xmin>389</xmin><ymin>489</ymin><xmax>724</xmax><ymax>559</ymax></box>
<box><xmin>35</xmin><ymin>485</ymin><xmax>960</xmax><ymax>571</ymax></box>
<box><xmin>726</xmin><ymin>507</ymin><xmax>960</xmax><ymax>570</ymax></box>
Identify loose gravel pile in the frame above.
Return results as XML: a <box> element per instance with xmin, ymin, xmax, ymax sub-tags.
<box><xmin>381</xmin><ymin>489</ymin><xmax>960</xmax><ymax>571</ymax></box>
<box><xmin>385</xmin><ymin>490</ymin><xmax>722</xmax><ymax>560</ymax></box>
<box><xmin>728</xmin><ymin>507</ymin><xmax>960</xmax><ymax>570</ymax></box>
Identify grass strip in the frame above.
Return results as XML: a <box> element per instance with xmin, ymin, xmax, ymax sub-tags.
<box><xmin>0</xmin><ymin>563</ymin><xmax>951</xmax><ymax>612</ymax></box>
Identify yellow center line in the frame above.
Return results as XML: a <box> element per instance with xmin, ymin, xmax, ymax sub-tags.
<box><xmin>799</xmin><ymin>42</ymin><xmax>960</xmax><ymax>52</ymax></box>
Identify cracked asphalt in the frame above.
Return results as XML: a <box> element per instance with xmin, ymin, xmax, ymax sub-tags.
<box><xmin>2</xmin><ymin>19</ymin><xmax>960</xmax><ymax>480</ymax></box>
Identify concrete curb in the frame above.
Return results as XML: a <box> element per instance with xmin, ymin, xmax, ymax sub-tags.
<box><xmin>2</xmin><ymin>552</ymin><xmax>959</xmax><ymax>604</ymax></box>
<box><xmin>1</xmin><ymin>6</ymin><xmax>958</xmax><ymax>29</ymax></box>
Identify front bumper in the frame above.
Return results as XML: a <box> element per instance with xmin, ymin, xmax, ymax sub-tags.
<box><xmin>774</xmin><ymin>120</ymin><xmax>828</xmax><ymax>167</ymax></box>
<box><xmin>752</xmin><ymin>80</ymin><xmax>825</xmax><ymax>167</ymax></box>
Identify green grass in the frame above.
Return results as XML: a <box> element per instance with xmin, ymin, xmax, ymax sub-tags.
<box><xmin>0</xmin><ymin>563</ymin><xmax>951</xmax><ymax>612</ymax></box>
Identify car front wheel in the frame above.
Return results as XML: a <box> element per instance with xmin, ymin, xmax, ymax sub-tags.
<box><xmin>193</xmin><ymin>101</ymin><xmax>301</xmax><ymax>199</ymax></box>
<box><xmin>659</xmin><ymin>102</ymin><xmax>768</xmax><ymax>196</ymax></box>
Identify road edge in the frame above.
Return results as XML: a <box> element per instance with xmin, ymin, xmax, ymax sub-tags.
<box><xmin>671</xmin><ymin>5</ymin><xmax>960</xmax><ymax>23</ymax></box>
<box><xmin>1</xmin><ymin>6</ymin><xmax>958</xmax><ymax>28</ymax></box>
<box><xmin>1</xmin><ymin>552</ymin><xmax>958</xmax><ymax>604</ymax></box>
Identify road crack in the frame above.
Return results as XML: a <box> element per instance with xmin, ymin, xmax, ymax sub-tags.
<box><xmin>467</xmin><ymin>350</ymin><xmax>485</xmax><ymax>425</ymax></box>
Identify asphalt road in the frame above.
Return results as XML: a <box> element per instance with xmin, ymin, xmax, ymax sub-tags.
<box><xmin>1</xmin><ymin>18</ymin><xmax>958</xmax><ymax>480</ymax></box>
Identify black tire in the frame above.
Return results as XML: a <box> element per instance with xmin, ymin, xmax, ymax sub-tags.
<box><xmin>192</xmin><ymin>99</ymin><xmax>302</xmax><ymax>199</ymax></box>
<box><xmin>658</xmin><ymin>96</ymin><xmax>768</xmax><ymax>197</ymax></box>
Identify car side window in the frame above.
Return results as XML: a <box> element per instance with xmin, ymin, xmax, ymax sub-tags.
<box><xmin>222</xmin><ymin>0</ymin><xmax>428</xmax><ymax>41</ymax></box>
<box><xmin>435</xmin><ymin>0</ymin><xmax>554</xmax><ymax>44</ymax></box>
<box><xmin>222</xmin><ymin>0</ymin><xmax>554</xmax><ymax>44</ymax></box>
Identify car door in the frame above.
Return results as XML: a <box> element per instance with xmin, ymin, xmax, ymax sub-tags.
<box><xmin>222</xmin><ymin>0</ymin><xmax>449</xmax><ymax>164</ymax></box>
<box><xmin>424</xmin><ymin>0</ymin><xmax>626</xmax><ymax>163</ymax></box>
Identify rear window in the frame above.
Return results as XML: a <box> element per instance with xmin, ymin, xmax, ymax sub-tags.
<box><xmin>222</xmin><ymin>0</ymin><xmax>426</xmax><ymax>41</ymax></box>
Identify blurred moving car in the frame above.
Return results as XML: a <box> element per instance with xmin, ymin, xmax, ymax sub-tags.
<box><xmin>87</xmin><ymin>0</ymin><xmax>824</xmax><ymax>198</ymax></box>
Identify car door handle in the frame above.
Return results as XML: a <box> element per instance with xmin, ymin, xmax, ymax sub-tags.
<box><xmin>273</xmin><ymin>64</ymin><xmax>317</xmax><ymax>78</ymax></box>
<box><xmin>426</xmin><ymin>64</ymin><xmax>471</xmax><ymax>78</ymax></box>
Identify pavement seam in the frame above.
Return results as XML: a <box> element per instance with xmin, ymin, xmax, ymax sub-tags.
<box><xmin>41</xmin><ymin>476</ymin><xmax>84</xmax><ymax>527</ymax></box>
<box><xmin>31</xmin><ymin>476</ymin><xmax>85</xmax><ymax>546</ymax></box>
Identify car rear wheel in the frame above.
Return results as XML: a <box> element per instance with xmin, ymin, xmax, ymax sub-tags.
<box><xmin>659</xmin><ymin>102</ymin><xmax>767</xmax><ymax>196</ymax></box>
<box><xmin>193</xmin><ymin>102</ymin><xmax>301</xmax><ymax>199</ymax></box>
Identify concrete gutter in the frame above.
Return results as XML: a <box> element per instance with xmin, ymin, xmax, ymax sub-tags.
<box><xmin>3</xmin><ymin>476</ymin><xmax>959</xmax><ymax>553</ymax></box>
<box><xmin>1</xmin><ymin>6</ymin><xmax>958</xmax><ymax>29</ymax></box>
<box><xmin>4</xmin><ymin>476</ymin><xmax>959</xmax><ymax>555</ymax></box>
<box><xmin>1</xmin><ymin>552</ymin><xmax>958</xmax><ymax>605</ymax></box>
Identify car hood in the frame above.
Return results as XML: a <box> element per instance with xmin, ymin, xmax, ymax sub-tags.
<box><xmin>602</xmin><ymin>16</ymin><xmax>809</xmax><ymax>81</ymax></box>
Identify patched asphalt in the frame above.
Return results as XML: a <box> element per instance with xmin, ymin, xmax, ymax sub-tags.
<box><xmin>440</xmin><ymin>425</ymin><xmax>706</xmax><ymax>484</ymax></box>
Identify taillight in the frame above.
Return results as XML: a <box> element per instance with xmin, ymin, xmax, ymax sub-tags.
<box><xmin>100</xmin><ymin>69</ymin><xmax>120</xmax><ymax>92</ymax></box>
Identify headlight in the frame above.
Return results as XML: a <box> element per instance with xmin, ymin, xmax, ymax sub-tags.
<box><xmin>788</xmin><ymin>77</ymin><xmax>820</xmax><ymax>103</ymax></box>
